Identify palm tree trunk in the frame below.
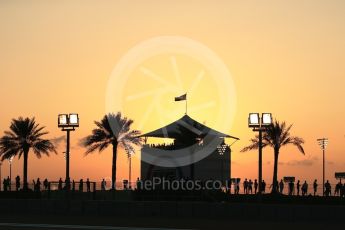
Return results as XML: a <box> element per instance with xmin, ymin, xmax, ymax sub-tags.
<box><xmin>272</xmin><ymin>149</ymin><xmax>279</xmax><ymax>194</ymax></box>
<box><xmin>23</xmin><ymin>148</ymin><xmax>29</xmax><ymax>190</ymax></box>
<box><xmin>111</xmin><ymin>142</ymin><xmax>118</xmax><ymax>190</ymax></box>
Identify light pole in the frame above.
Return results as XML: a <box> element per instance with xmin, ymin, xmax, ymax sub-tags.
<box><xmin>126</xmin><ymin>148</ymin><xmax>134</xmax><ymax>189</ymax></box>
<box><xmin>248</xmin><ymin>113</ymin><xmax>272</xmax><ymax>194</ymax></box>
<box><xmin>58</xmin><ymin>113</ymin><xmax>79</xmax><ymax>188</ymax></box>
<box><xmin>317</xmin><ymin>138</ymin><xmax>328</xmax><ymax>196</ymax></box>
<box><xmin>129</xmin><ymin>156</ymin><xmax>132</xmax><ymax>189</ymax></box>
<box><xmin>8</xmin><ymin>156</ymin><xmax>14</xmax><ymax>191</ymax></box>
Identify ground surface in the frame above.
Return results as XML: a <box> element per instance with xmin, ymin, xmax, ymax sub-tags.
<box><xmin>0</xmin><ymin>215</ymin><xmax>344</xmax><ymax>230</ymax></box>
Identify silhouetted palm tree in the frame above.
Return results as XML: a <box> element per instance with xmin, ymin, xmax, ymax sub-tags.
<box><xmin>0</xmin><ymin>117</ymin><xmax>56</xmax><ymax>190</ymax></box>
<box><xmin>83</xmin><ymin>113</ymin><xmax>141</xmax><ymax>190</ymax></box>
<box><xmin>241</xmin><ymin>120</ymin><xmax>305</xmax><ymax>193</ymax></box>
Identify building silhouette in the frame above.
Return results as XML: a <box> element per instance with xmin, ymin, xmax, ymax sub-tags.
<box><xmin>140</xmin><ymin>115</ymin><xmax>239</xmax><ymax>184</ymax></box>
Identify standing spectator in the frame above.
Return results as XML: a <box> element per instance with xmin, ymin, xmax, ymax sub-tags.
<box><xmin>279</xmin><ymin>179</ymin><xmax>284</xmax><ymax>194</ymax></box>
<box><xmin>3</xmin><ymin>178</ymin><xmax>8</xmax><ymax>191</ymax></box>
<box><xmin>101</xmin><ymin>178</ymin><xmax>106</xmax><ymax>191</ymax></box>
<box><xmin>248</xmin><ymin>179</ymin><xmax>253</xmax><ymax>194</ymax></box>
<box><xmin>6</xmin><ymin>176</ymin><xmax>11</xmax><ymax>191</ymax></box>
<box><xmin>79</xmin><ymin>179</ymin><xmax>84</xmax><ymax>192</ymax></box>
<box><xmin>36</xmin><ymin>178</ymin><xmax>41</xmax><ymax>192</ymax></box>
<box><xmin>254</xmin><ymin>179</ymin><xmax>258</xmax><ymax>194</ymax></box>
<box><xmin>86</xmin><ymin>178</ymin><xmax>91</xmax><ymax>192</ymax></box>
<box><xmin>302</xmin><ymin>181</ymin><xmax>308</xmax><ymax>196</ymax></box>
<box><xmin>262</xmin><ymin>180</ymin><xmax>266</xmax><ymax>193</ymax></box>
<box><xmin>43</xmin><ymin>178</ymin><xmax>49</xmax><ymax>190</ymax></box>
<box><xmin>313</xmin><ymin>179</ymin><xmax>318</xmax><ymax>196</ymax></box>
<box><xmin>233</xmin><ymin>179</ymin><xmax>239</xmax><ymax>194</ymax></box>
<box><xmin>72</xmin><ymin>180</ymin><xmax>75</xmax><ymax>191</ymax></box>
<box><xmin>335</xmin><ymin>181</ymin><xmax>341</xmax><ymax>196</ymax></box>
<box><xmin>243</xmin><ymin>178</ymin><xmax>248</xmax><ymax>194</ymax></box>
<box><xmin>296</xmin><ymin>180</ymin><xmax>301</xmax><ymax>196</ymax></box>
<box><xmin>341</xmin><ymin>183</ymin><xmax>345</xmax><ymax>197</ymax></box>
<box><xmin>325</xmin><ymin>180</ymin><xmax>331</xmax><ymax>196</ymax></box>
<box><xmin>136</xmin><ymin>177</ymin><xmax>141</xmax><ymax>190</ymax></box>
<box><xmin>32</xmin><ymin>179</ymin><xmax>36</xmax><ymax>191</ymax></box>
<box><xmin>65</xmin><ymin>177</ymin><xmax>70</xmax><ymax>190</ymax></box>
<box><xmin>15</xmin><ymin>175</ymin><xmax>20</xmax><ymax>191</ymax></box>
<box><xmin>58</xmin><ymin>178</ymin><xmax>63</xmax><ymax>190</ymax></box>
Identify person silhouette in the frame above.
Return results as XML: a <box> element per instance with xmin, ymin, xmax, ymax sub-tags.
<box><xmin>248</xmin><ymin>179</ymin><xmax>253</xmax><ymax>194</ymax></box>
<box><xmin>36</xmin><ymin>178</ymin><xmax>41</xmax><ymax>192</ymax></box>
<box><xmin>325</xmin><ymin>180</ymin><xmax>331</xmax><ymax>196</ymax></box>
<box><xmin>65</xmin><ymin>177</ymin><xmax>70</xmax><ymax>190</ymax></box>
<box><xmin>15</xmin><ymin>175</ymin><xmax>20</xmax><ymax>191</ymax></box>
<box><xmin>302</xmin><ymin>181</ymin><xmax>308</xmax><ymax>196</ymax></box>
<box><xmin>243</xmin><ymin>178</ymin><xmax>248</xmax><ymax>194</ymax></box>
<box><xmin>79</xmin><ymin>179</ymin><xmax>84</xmax><ymax>192</ymax></box>
<box><xmin>58</xmin><ymin>178</ymin><xmax>63</xmax><ymax>190</ymax></box>
<box><xmin>262</xmin><ymin>180</ymin><xmax>266</xmax><ymax>193</ymax></box>
<box><xmin>86</xmin><ymin>178</ymin><xmax>91</xmax><ymax>192</ymax></box>
<box><xmin>254</xmin><ymin>179</ymin><xmax>258</xmax><ymax>194</ymax></box>
<box><xmin>3</xmin><ymin>178</ymin><xmax>8</xmax><ymax>192</ymax></box>
<box><xmin>313</xmin><ymin>179</ymin><xmax>318</xmax><ymax>196</ymax></box>
<box><xmin>136</xmin><ymin>177</ymin><xmax>141</xmax><ymax>190</ymax></box>
<box><xmin>43</xmin><ymin>178</ymin><xmax>49</xmax><ymax>190</ymax></box>
<box><xmin>32</xmin><ymin>179</ymin><xmax>36</xmax><ymax>191</ymax></box>
<box><xmin>296</xmin><ymin>180</ymin><xmax>300</xmax><ymax>196</ymax></box>
<box><xmin>6</xmin><ymin>176</ymin><xmax>11</xmax><ymax>191</ymax></box>
<box><xmin>335</xmin><ymin>181</ymin><xmax>341</xmax><ymax>196</ymax></box>
<box><xmin>101</xmin><ymin>178</ymin><xmax>106</xmax><ymax>191</ymax></box>
<box><xmin>279</xmin><ymin>179</ymin><xmax>284</xmax><ymax>194</ymax></box>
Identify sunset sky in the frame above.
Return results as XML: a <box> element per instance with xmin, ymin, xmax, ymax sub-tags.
<box><xmin>1</xmin><ymin>0</ymin><xmax>345</xmax><ymax>186</ymax></box>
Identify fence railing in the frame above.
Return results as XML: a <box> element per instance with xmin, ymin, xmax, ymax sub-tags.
<box><xmin>0</xmin><ymin>181</ymin><xmax>137</xmax><ymax>192</ymax></box>
<box><xmin>1</xmin><ymin>181</ymin><xmax>344</xmax><ymax>197</ymax></box>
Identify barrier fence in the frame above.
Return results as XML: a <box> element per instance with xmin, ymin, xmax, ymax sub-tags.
<box><xmin>1</xmin><ymin>180</ymin><xmax>344</xmax><ymax>197</ymax></box>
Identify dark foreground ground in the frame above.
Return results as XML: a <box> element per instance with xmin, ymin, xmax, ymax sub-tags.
<box><xmin>0</xmin><ymin>215</ymin><xmax>345</xmax><ymax>230</ymax></box>
<box><xmin>0</xmin><ymin>192</ymin><xmax>344</xmax><ymax>229</ymax></box>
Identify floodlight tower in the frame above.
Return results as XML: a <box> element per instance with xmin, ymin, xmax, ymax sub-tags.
<box><xmin>317</xmin><ymin>138</ymin><xmax>328</xmax><ymax>196</ymax></box>
<box><xmin>248</xmin><ymin>113</ymin><xmax>273</xmax><ymax>194</ymax></box>
<box><xmin>58</xmin><ymin>113</ymin><xmax>79</xmax><ymax>186</ymax></box>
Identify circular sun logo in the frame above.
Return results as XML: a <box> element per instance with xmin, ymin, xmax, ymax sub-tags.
<box><xmin>106</xmin><ymin>36</ymin><xmax>236</xmax><ymax>167</ymax></box>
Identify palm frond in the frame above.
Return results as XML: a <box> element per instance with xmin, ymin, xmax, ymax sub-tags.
<box><xmin>242</xmin><ymin>119</ymin><xmax>305</xmax><ymax>155</ymax></box>
<box><xmin>0</xmin><ymin>117</ymin><xmax>56</xmax><ymax>160</ymax></box>
<box><xmin>241</xmin><ymin>137</ymin><xmax>260</xmax><ymax>152</ymax></box>
<box><xmin>83</xmin><ymin>112</ymin><xmax>142</xmax><ymax>156</ymax></box>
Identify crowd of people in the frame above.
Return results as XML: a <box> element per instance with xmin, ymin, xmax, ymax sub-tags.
<box><xmin>2</xmin><ymin>175</ymin><xmax>345</xmax><ymax>197</ymax></box>
<box><xmin>235</xmin><ymin>178</ymin><xmax>264</xmax><ymax>194</ymax></box>
<box><xmin>2</xmin><ymin>175</ymin><xmax>97</xmax><ymax>192</ymax></box>
<box><xmin>239</xmin><ymin>178</ymin><xmax>345</xmax><ymax>197</ymax></box>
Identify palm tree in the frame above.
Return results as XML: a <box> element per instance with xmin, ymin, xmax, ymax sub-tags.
<box><xmin>83</xmin><ymin>113</ymin><xmax>141</xmax><ymax>190</ymax></box>
<box><xmin>241</xmin><ymin>120</ymin><xmax>305</xmax><ymax>193</ymax></box>
<box><xmin>0</xmin><ymin>117</ymin><xmax>56</xmax><ymax>190</ymax></box>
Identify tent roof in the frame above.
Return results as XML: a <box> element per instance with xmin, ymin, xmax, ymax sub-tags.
<box><xmin>141</xmin><ymin>114</ymin><xmax>239</xmax><ymax>140</ymax></box>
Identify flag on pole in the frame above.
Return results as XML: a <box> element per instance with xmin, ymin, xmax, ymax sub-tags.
<box><xmin>174</xmin><ymin>93</ymin><xmax>187</xmax><ymax>101</ymax></box>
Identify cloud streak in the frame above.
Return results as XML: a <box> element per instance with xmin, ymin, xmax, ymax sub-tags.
<box><xmin>279</xmin><ymin>157</ymin><xmax>318</xmax><ymax>167</ymax></box>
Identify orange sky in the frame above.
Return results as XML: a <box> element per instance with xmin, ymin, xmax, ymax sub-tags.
<box><xmin>1</xmin><ymin>0</ymin><xmax>345</xmax><ymax>185</ymax></box>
